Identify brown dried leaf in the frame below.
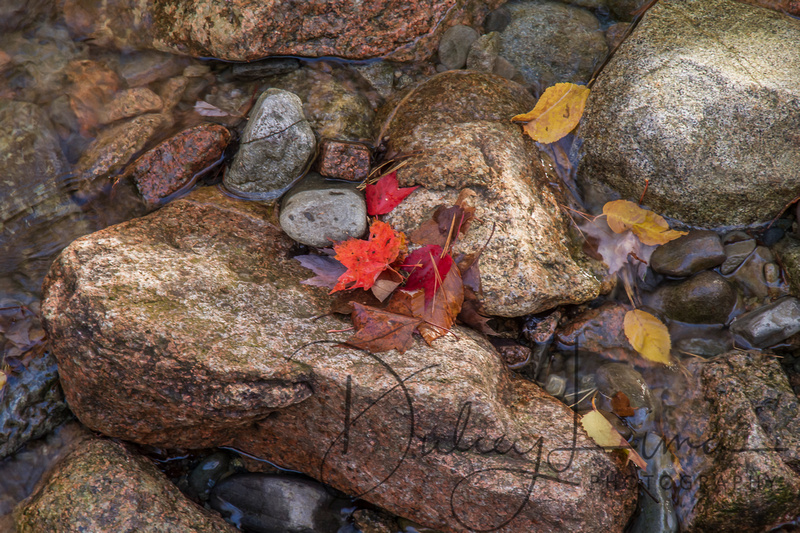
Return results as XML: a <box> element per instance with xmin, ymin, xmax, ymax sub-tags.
<box><xmin>418</xmin><ymin>267</ymin><xmax>464</xmax><ymax>345</ymax></box>
<box><xmin>611</xmin><ymin>391</ymin><xmax>635</xmax><ymax>417</ymax></box>
<box><xmin>347</xmin><ymin>303</ymin><xmax>422</xmax><ymax>354</ymax></box>
<box><xmin>409</xmin><ymin>189</ymin><xmax>476</xmax><ymax>248</ymax></box>
<box><xmin>512</xmin><ymin>83</ymin><xmax>590</xmax><ymax>144</ymax></box>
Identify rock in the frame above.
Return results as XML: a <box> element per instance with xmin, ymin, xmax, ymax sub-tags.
<box><xmin>62</xmin><ymin>0</ymin><xmax>498</xmax><ymax>63</ymax></box>
<box><xmin>663</xmin><ymin>351</ymin><xmax>800</xmax><ymax>531</ymax></box>
<box><xmin>737</xmin><ymin>0</ymin><xmax>800</xmax><ymax>16</ymax></box>
<box><xmin>607</xmin><ymin>0</ymin><xmax>645</xmax><ymax>20</ymax></box>
<box><xmin>231</xmin><ymin>58</ymin><xmax>301</xmax><ymax>80</ymax></box>
<box><xmin>630</xmin><ymin>434</ymin><xmax>678</xmax><ymax>533</ymax></box>
<box><xmin>316</xmin><ymin>140</ymin><xmax>372</xmax><ymax>181</ymax></box>
<box><xmin>438</xmin><ymin>25</ymin><xmax>480</xmax><ymax>70</ymax></box>
<box><xmin>381</xmin><ymin>71</ymin><xmax>605</xmax><ymax>317</ymax></box>
<box><xmin>720</xmin><ymin>238</ymin><xmax>756</xmax><ymax>275</ymax></box>
<box><xmin>594</xmin><ymin>363</ymin><xmax>657</xmax><ymax>434</ymax></box>
<box><xmin>725</xmin><ymin>245</ymin><xmax>787</xmax><ymax>301</ymax></box>
<box><xmin>577</xmin><ymin>0</ymin><xmax>800</xmax><ymax>228</ymax></box>
<box><xmin>187</xmin><ymin>451</ymin><xmax>238</xmax><ymax>502</ymax></box>
<box><xmin>157</xmin><ymin>75</ymin><xmax>190</xmax><ymax>111</ymax></box>
<box><xmin>729</xmin><ymin>297</ymin><xmax>800</xmax><ymax>348</ymax></box>
<box><xmin>279</xmin><ymin>172</ymin><xmax>368</xmax><ymax>247</ymax></box>
<box><xmin>352</xmin><ymin>508</ymin><xmax>399</xmax><ymax>533</ymax></box>
<box><xmin>41</xmin><ymin>187</ymin><xmax>636</xmax><ymax>532</ymax></box>
<box><xmin>116</xmin><ymin>50</ymin><xmax>189</xmax><ymax>87</ymax></box>
<box><xmin>353</xmin><ymin>62</ymin><xmax>396</xmax><ymax>100</ymax></box>
<box><xmin>224</xmin><ymin>89</ymin><xmax>316</xmax><ymax>199</ymax></box>
<box><xmin>13</xmin><ymin>439</ymin><xmax>237</xmax><ymax>532</ymax></box>
<box><xmin>466</xmin><ymin>32</ymin><xmax>500</xmax><ymax>73</ymax></box>
<box><xmin>649</xmin><ymin>231</ymin><xmax>725</xmax><ymax>277</ymax></box>
<box><xmin>209</xmin><ymin>473</ymin><xmax>347</xmax><ymax>532</ymax></box>
<box><xmin>128</xmin><ymin>123</ymin><xmax>231</xmax><ymax>208</ymax></box>
<box><xmin>605</xmin><ymin>23</ymin><xmax>631</xmax><ymax>50</ymax></box>
<box><xmin>0</xmin><ymin>0</ymin><xmax>54</xmax><ymax>32</ymax></box>
<box><xmin>483</xmin><ymin>6</ymin><xmax>511</xmax><ymax>32</ymax></box>
<box><xmin>492</xmin><ymin>56</ymin><xmax>519</xmax><ymax>80</ymax></box>
<box><xmin>555</xmin><ymin>302</ymin><xmax>637</xmax><ymax>362</ymax></box>
<box><xmin>649</xmin><ymin>271</ymin><xmax>736</xmax><ymax>324</ymax></box>
<box><xmin>499</xmin><ymin>1</ymin><xmax>608</xmax><ymax>90</ymax></box>
<box><xmin>0</xmin><ymin>351</ymin><xmax>71</xmax><ymax>459</ymax></box>
<box><xmin>99</xmin><ymin>87</ymin><xmax>164</xmax><ymax>124</ymax></box>
<box><xmin>774</xmin><ymin>236</ymin><xmax>800</xmax><ymax>297</ymax></box>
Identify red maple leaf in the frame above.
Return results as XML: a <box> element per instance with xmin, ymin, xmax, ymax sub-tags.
<box><xmin>331</xmin><ymin>220</ymin><xmax>407</xmax><ymax>293</ymax></box>
<box><xmin>401</xmin><ymin>245</ymin><xmax>454</xmax><ymax>302</ymax></box>
<box><xmin>365</xmin><ymin>171</ymin><xmax>419</xmax><ymax>216</ymax></box>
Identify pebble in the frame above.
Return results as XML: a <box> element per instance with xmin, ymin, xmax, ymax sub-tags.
<box><xmin>720</xmin><ymin>238</ymin><xmax>756</xmax><ymax>274</ymax></box>
<box><xmin>466</xmin><ymin>32</ymin><xmax>500</xmax><ymax>73</ymax></box>
<box><xmin>650</xmin><ymin>230</ymin><xmax>725</xmax><ymax>276</ymax></box>
<box><xmin>492</xmin><ymin>56</ymin><xmax>519</xmax><ymax>81</ymax></box>
<box><xmin>484</xmin><ymin>6</ymin><xmax>511</xmax><ymax>33</ymax></box>
<box><xmin>774</xmin><ymin>236</ymin><xmax>800</xmax><ymax>296</ymax></box>
<box><xmin>650</xmin><ymin>271</ymin><xmax>737</xmax><ymax>324</ymax></box>
<box><xmin>279</xmin><ymin>172</ymin><xmax>367</xmax><ymax>247</ymax></box>
<box><xmin>438</xmin><ymin>25</ymin><xmax>479</xmax><ymax>70</ymax></box>
<box><xmin>224</xmin><ymin>88</ymin><xmax>316</xmax><ymax>199</ymax></box>
<box><xmin>117</xmin><ymin>51</ymin><xmax>188</xmax><ymax>87</ymax></box>
<box><xmin>545</xmin><ymin>374</ymin><xmax>567</xmax><ymax>397</ymax></box>
<box><xmin>98</xmin><ymin>88</ymin><xmax>163</xmax><ymax>124</ymax></box>
<box><xmin>187</xmin><ymin>451</ymin><xmax>237</xmax><ymax>502</ymax></box>
<box><xmin>730</xmin><ymin>297</ymin><xmax>800</xmax><ymax>348</ymax></box>
<box><xmin>316</xmin><ymin>139</ymin><xmax>371</xmax><ymax>182</ymax></box>
<box><xmin>595</xmin><ymin>363</ymin><xmax>657</xmax><ymax>434</ymax></box>
<box><xmin>726</xmin><ymin>245</ymin><xmax>780</xmax><ymax>300</ymax></box>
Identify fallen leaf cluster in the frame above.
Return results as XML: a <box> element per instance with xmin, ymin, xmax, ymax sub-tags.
<box><xmin>297</xmin><ymin>172</ymin><xmax>491</xmax><ymax>353</ymax></box>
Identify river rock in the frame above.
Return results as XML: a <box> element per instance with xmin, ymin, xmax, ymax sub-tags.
<box><xmin>224</xmin><ymin>89</ymin><xmax>315</xmax><ymax>199</ymax></box>
<box><xmin>98</xmin><ymin>87</ymin><xmax>164</xmax><ymax>125</ymax></box>
<box><xmin>774</xmin><ymin>235</ymin><xmax>800</xmax><ymax>297</ymax></box>
<box><xmin>577</xmin><ymin>0</ymin><xmax>800</xmax><ymax>228</ymax></box>
<box><xmin>499</xmin><ymin>1</ymin><xmax>608</xmax><ymax>90</ymax></box>
<box><xmin>187</xmin><ymin>451</ymin><xmax>238</xmax><ymax>502</ymax></box>
<box><xmin>316</xmin><ymin>140</ymin><xmax>372</xmax><ymax>181</ymax></box>
<box><xmin>209</xmin><ymin>473</ymin><xmax>347</xmax><ymax>532</ymax></box>
<box><xmin>279</xmin><ymin>172</ymin><xmax>368</xmax><ymax>247</ymax></box>
<box><xmin>738</xmin><ymin>0</ymin><xmax>800</xmax><ymax>16</ymax></box>
<box><xmin>381</xmin><ymin>70</ymin><xmax>605</xmax><ymax>317</ymax></box>
<box><xmin>466</xmin><ymin>32</ymin><xmax>500</xmax><ymax>73</ymax></box>
<box><xmin>13</xmin><ymin>439</ymin><xmax>237</xmax><ymax>532</ymax></box>
<box><xmin>41</xmin><ymin>187</ymin><xmax>636</xmax><ymax>532</ymax></box>
<box><xmin>128</xmin><ymin>123</ymin><xmax>231</xmax><ymax>208</ymax></box>
<box><xmin>554</xmin><ymin>302</ymin><xmax>638</xmax><ymax>363</ymax></box>
<box><xmin>62</xmin><ymin>0</ymin><xmax>499</xmax><ymax>62</ymax></box>
<box><xmin>438</xmin><ymin>25</ymin><xmax>480</xmax><ymax>70</ymax></box>
<box><xmin>725</xmin><ymin>245</ymin><xmax>786</xmax><ymax>301</ymax></box>
<box><xmin>649</xmin><ymin>271</ymin><xmax>736</xmax><ymax>324</ymax></box>
<box><xmin>230</xmin><ymin>58</ymin><xmax>301</xmax><ymax>81</ymax></box>
<box><xmin>649</xmin><ymin>230</ymin><xmax>725</xmax><ymax>277</ymax></box>
<box><xmin>663</xmin><ymin>350</ymin><xmax>800</xmax><ymax>531</ymax></box>
<box><xmin>720</xmin><ymin>238</ymin><xmax>756</xmax><ymax>275</ymax></box>
<box><xmin>729</xmin><ymin>297</ymin><xmax>800</xmax><ymax>348</ymax></box>
<box><xmin>117</xmin><ymin>50</ymin><xmax>189</xmax><ymax>87</ymax></box>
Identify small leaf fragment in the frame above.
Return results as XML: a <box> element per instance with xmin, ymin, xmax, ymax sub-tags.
<box><xmin>511</xmin><ymin>82</ymin><xmax>590</xmax><ymax>144</ymax></box>
<box><xmin>581</xmin><ymin>409</ymin><xmax>647</xmax><ymax>471</ymax></box>
<box><xmin>295</xmin><ymin>255</ymin><xmax>347</xmax><ymax>289</ymax></box>
<box><xmin>365</xmin><ymin>171</ymin><xmax>419</xmax><ymax>216</ymax></box>
<box><xmin>623</xmin><ymin>309</ymin><xmax>672</xmax><ymax>365</ymax></box>
<box><xmin>603</xmin><ymin>200</ymin><xmax>687</xmax><ymax>246</ymax></box>
<box><xmin>611</xmin><ymin>391</ymin><xmax>635</xmax><ymax>417</ymax></box>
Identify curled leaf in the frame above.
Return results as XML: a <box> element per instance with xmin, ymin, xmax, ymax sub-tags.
<box><xmin>623</xmin><ymin>309</ymin><xmax>672</xmax><ymax>365</ymax></box>
<box><xmin>512</xmin><ymin>82</ymin><xmax>590</xmax><ymax>144</ymax></box>
<box><xmin>581</xmin><ymin>409</ymin><xmax>647</xmax><ymax>471</ymax></box>
<box><xmin>603</xmin><ymin>200</ymin><xmax>687</xmax><ymax>246</ymax></box>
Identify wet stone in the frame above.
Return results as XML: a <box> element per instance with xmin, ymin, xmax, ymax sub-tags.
<box><xmin>774</xmin><ymin>235</ymin><xmax>800</xmax><ymax>297</ymax></box>
<box><xmin>649</xmin><ymin>230</ymin><xmax>725</xmax><ymax>277</ymax></box>
<box><xmin>484</xmin><ymin>6</ymin><xmax>512</xmax><ymax>32</ymax></box>
<box><xmin>605</xmin><ymin>22</ymin><xmax>631</xmax><ymax>49</ymax></box>
<box><xmin>730</xmin><ymin>297</ymin><xmax>800</xmax><ymax>348</ymax></box>
<box><xmin>99</xmin><ymin>87</ymin><xmax>163</xmax><ymax>124</ymax></box>
<box><xmin>438</xmin><ymin>25</ymin><xmax>480</xmax><ymax>70</ymax></box>
<box><xmin>352</xmin><ymin>509</ymin><xmax>398</xmax><ymax>533</ymax></box>
<box><xmin>118</xmin><ymin>51</ymin><xmax>189</xmax><ymax>87</ymax></box>
<box><xmin>651</xmin><ymin>271</ymin><xmax>736</xmax><ymax>324</ymax></box>
<box><xmin>595</xmin><ymin>363</ymin><xmax>657</xmax><ymax>433</ymax></box>
<box><xmin>224</xmin><ymin>89</ymin><xmax>316</xmax><ymax>199</ymax></box>
<box><xmin>187</xmin><ymin>451</ymin><xmax>237</xmax><ymax>502</ymax></box>
<box><xmin>466</xmin><ymin>32</ymin><xmax>500</xmax><ymax>73</ymax></box>
<box><xmin>230</xmin><ymin>58</ymin><xmax>301</xmax><ymax>80</ymax></box>
<box><xmin>209</xmin><ymin>473</ymin><xmax>347</xmax><ymax>533</ymax></box>
<box><xmin>279</xmin><ymin>172</ymin><xmax>367</xmax><ymax>247</ymax></box>
<box><xmin>726</xmin><ymin>245</ymin><xmax>785</xmax><ymax>300</ymax></box>
<box><xmin>492</xmin><ymin>56</ymin><xmax>519</xmax><ymax>80</ymax></box>
<box><xmin>720</xmin><ymin>238</ymin><xmax>756</xmax><ymax>274</ymax></box>
<box><xmin>607</xmin><ymin>0</ymin><xmax>646</xmax><ymax>20</ymax></box>
<box><xmin>157</xmin><ymin>76</ymin><xmax>190</xmax><ymax>111</ymax></box>
<box><xmin>316</xmin><ymin>140</ymin><xmax>371</xmax><ymax>182</ymax></box>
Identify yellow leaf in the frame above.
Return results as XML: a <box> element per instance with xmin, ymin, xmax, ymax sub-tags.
<box><xmin>511</xmin><ymin>82</ymin><xmax>590</xmax><ymax>144</ymax></box>
<box><xmin>603</xmin><ymin>200</ymin><xmax>687</xmax><ymax>246</ymax></box>
<box><xmin>623</xmin><ymin>309</ymin><xmax>672</xmax><ymax>365</ymax></box>
<box><xmin>581</xmin><ymin>410</ymin><xmax>647</xmax><ymax>471</ymax></box>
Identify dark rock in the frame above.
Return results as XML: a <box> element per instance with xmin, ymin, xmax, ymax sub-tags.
<box><xmin>438</xmin><ymin>25</ymin><xmax>480</xmax><ymax>70</ymax></box>
<box><xmin>224</xmin><ymin>89</ymin><xmax>316</xmax><ymax>199</ymax></box>
<box><xmin>231</xmin><ymin>58</ymin><xmax>301</xmax><ymax>80</ymax></box>
<box><xmin>730</xmin><ymin>297</ymin><xmax>800</xmax><ymax>348</ymax></box>
<box><xmin>605</xmin><ymin>23</ymin><xmax>631</xmax><ymax>50</ymax></box>
<box><xmin>0</xmin><ymin>0</ymin><xmax>55</xmax><ymax>32</ymax></box>
<box><xmin>649</xmin><ymin>230</ymin><xmax>725</xmax><ymax>277</ymax></box>
<box><xmin>725</xmin><ymin>245</ymin><xmax>787</xmax><ymax>301</ymax></box>
<box><xmin>466</xmin><ymin>32</ymin><xmax>500</xmax><ymax>73</ymax></box>
<box><xmin>117</xmin><ymin>50</ymin><xmax>190</xmax><ymax>87</ymax></box>
<box><xmin>352</xmin><ymin>508</ymin><xmax>398</xmax><ymax>533</ymax></box>
<box><xmin>720</xmin><ymin>238</ymin><xmax>756</xmax><ymax>275</ymax></box>
<box><xmin>774</xmin><ymin>236</ymin><xmax>800</xmax><ymax>297</ymax></box>
<box><xmin>499</xmin><ymin>1</ymin><xmax>607</xmax><ymax>90</ymax></box>
<box><xmin>279</xmin><ymin>172</ymin><xmax>368</xmax><ymax>247</ymax></box>
<box><xmin>209</xmin><ymin>473</ymin><xmax>346</xmax><ymax>533</ymax></box>
<box><xmin>577</xmin><ymin>0</ymin><xmax>800</xmax><ymax>228</ymax></box>
<box><xmin>630</xmin><ymin>434</ymin><xmax>678</xmax><ymax>533</ymax></box>
<box><xmin>607</xmin><ymin>0</ymin><xmax>645</xmax><ymax>20</ymax></box>
<box><xmin>41</xmin><ymin>186</ymin><xmax>637</xmax><ymax>532</ymax></box>
<box><xmin>555</xmin><ymin>302</ymin><xmax>638</xmax><ymax>362</ymax></box>
<box><xmin>13</xmin><ymin>439</ymin><xmax>237</xmax><ymax>532</ymax></box>
<box><xmin>187</xmin><ymin>452</ymin><xmax>236</xmax><ymax>502</ymax></box>
<box><xmin>381</xmin><ymin>71</ymin><xmax>606</xmax><ymax>316</ymax></box>
<box><xmin>316</xmin><ymin>139</ymin><xmax>372</xmax><ymax>181</ymax></box>
<box><xmin>128</xmin><ymin>123</ymin><xmax>231</xmax><ymax>208</ymax></box>
<box><xmin>483</xmin><ymin>6</ymin><xmax>511</xmax><ymax>32</ymax></box>
<box><xmin>595</xmin><ymin>363</ymin><xmax>657</xmax><ymax>434</ymax></box>
<box><xmin>650</xmin><ymin>271</ymin><xmax>736</xmax><ymax>324</ymax></box>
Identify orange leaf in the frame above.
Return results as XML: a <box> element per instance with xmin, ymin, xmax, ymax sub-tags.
<box><xmin>347</xmin><ymin>303</ymin><xmax>422</xmax><ymax>354</ymax></box>
<box><xmin>602</xmin><ymin>200</ymin><xmax>687</xmax><ymax>246</ymax></box>
<box><xmin>611</xmin><ymin>391</ymin><xmax>635</xmax><ymax>417</ymax></box>
<box><xmin>512</xmin><ymin>83</ymin><xmax>590</xmax><ymax>144</ymax></box>
<box><xmin>331</xmin><ymin>220</ymin><xmax>407</xmax><ymax>293</ymax></box>
<box><xmin>623</xmin><ymin>309</ymin><xmax>672</xmax><ymax>365</ymax></box>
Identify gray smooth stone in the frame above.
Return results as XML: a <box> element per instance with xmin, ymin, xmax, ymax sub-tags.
<box><xmin>653</xmin><ymin>271</ymin><xmax>737</xmax><ymax>324</ymax></box>
<box><xmin>730</xmin><ymin>297</ymin><xmax>800</xmax><ymax>348</ymax></box>
<box><xmin>279</xmin><ymin>172</ymin><xmax>367</xmax><ymax>247</ymax></box>
<box><xmin>720</xmin><ymin>238</ymin><xmax>756</xmax><ymax>275</ymax></box>
<box><xmin>650</xmin><ymin>230</ymin><xmax>725</xmax><ymax>277</ymax></box>
<box><xmin>224</xmin><ymin>89</ymin><xmax>316</xmax><ymax>199</ymax></box>
<box><xmin>438</xmin><ymin>25</ymin><xmax>479</xmax><ymax>70</ymax></box>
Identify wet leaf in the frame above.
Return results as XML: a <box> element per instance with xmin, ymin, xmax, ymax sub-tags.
<box><xmin>611</xmin><ymin>391</ymin><xmax>635</xmax><ymax>417</ymax></box>
<box><xmin>296</xmin><ymin>254</ymin><xmax>346</xmax><ymax>289</ymax></box>
<box><xmin>623</xmin><ymin>309</ymin><xmax>672</xmax><ymax>365</ymax></box>
<box><xmin>603</xmin><ymin>200</ymin><xmax>687</xmax><ymax>246</ymax></box>
<box><xmin>512</xmin><ymin>83</ymin><xmax>590</xmax><ymax>144</ymax></box>
<box><xmin>581</xmin><ymin>217</ymin><xmax>655</xmax><ymax>276</ymax></box>
<box><xmin>365</xmin><ymin>171</ymin><xmax>419</xmax><ymax>216</ymax></box>
<box><xmin>409</xmin><ymin>189</ymin><xmax>476</xmax><ymax>248</ymax></box>
<box><xmin>418</xmin><ymin>266</ymin><xmax>464</xmax><ymax>345</ymax></box>
<box><xmin>581</xmin><ymin>409</ymin><xmax>647</xmax><ymax>471</ymax></box>
<box><xmin>332</xmin><ymin>220</ymin><xmax>407</xmax><ymax>293</ymax></box>
<box><xmin>402</xmin><ymin>245</ymin><xmax>453</xmax><ymax>301</ymax></box>
<box><xmin>347</xmin><ymin>303</ymin><xmax>422</xmax><ymax>354</ymax></box>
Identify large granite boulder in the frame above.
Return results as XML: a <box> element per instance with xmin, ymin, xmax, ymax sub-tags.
<box><xmin>576</xmin><ymin>0</ymin><xmax>800</xmax><ymax>228</ymax></box>
<box><xmin>382</xmin><ymin>71</ymin><xmax>606</xmax><ymax>317</ymax></box>
<box><xmin>61</xmin><ymin>0</ymin><xmax>499</xmax><ymax>62</ymax></box>
<box><xmin>41</xmin><ymin>187</ymin><xmax>636</xmax><ymax>532</ymax></box>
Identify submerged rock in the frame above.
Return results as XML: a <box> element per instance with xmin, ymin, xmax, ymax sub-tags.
<box><xmin>648</xmin><ymin>271</ymin><xmax>736</xmax><ymax>324</ymax></box>
<box><xmin>729</xmin><ymin>297</ymin><xmax>800</xmax><ymax>348</ymax></box>
<box><xmin>649</xmin><ymin>230</ymin><xmax>725</xmax><ymax>277</ymax></box>
<box><xmin>41</xmin><ymin>187</ymin><xmax>636</xmax><ymax>532</ymax></box>
<box><xmin>438</xmin><ymin>25</ymin><xmax>480</xmax><ymax>70</ymax></box>
<box><xmin>381</xmin><ymin>70</ymin><xmax>605</xmax><ymax>317</ymax></box>
<box><xmin>577</xmin><ymin>0</ymin><xmax>800</xmax><ymax>228</ymax></box>
<box><xmin>13</xmin><ymin>439</ymin><xmax>237</xmax><ymax>532</ymax></box>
